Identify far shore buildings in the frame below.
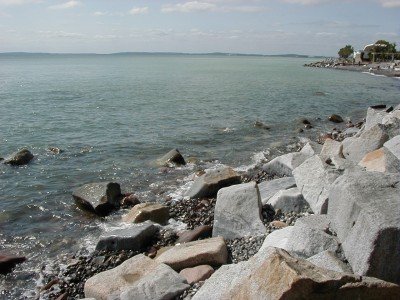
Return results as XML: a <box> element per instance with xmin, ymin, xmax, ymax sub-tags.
<box><xmin>354</xmin><ymin>43</ymin><xmax>397</xmax><ymax>64</ymax></box>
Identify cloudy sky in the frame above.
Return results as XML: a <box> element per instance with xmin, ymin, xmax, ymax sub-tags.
<box><xmin>0</xmin><ymin>0</ymin><xmax>399</xmax><ymax>55</ymax></box>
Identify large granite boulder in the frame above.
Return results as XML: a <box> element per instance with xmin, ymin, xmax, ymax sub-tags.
<box><xmin>193</xmin><ymin>247</ymin><xmax>400</xmax><ymax>300</ymax></box>
<box><xmin>72</xmin><ymin>182</ymin><xmax>122</xmax><ymax>216</ymax></box>
<box><xmin>156</xmin><ymin>149</ymin><xmax>186</xmax><ymax>166</ymax></box>
<box><xmin>84</xmin><ymin>254</ymin><xmax>189</xmax><ymax>300</ymax></box>
<box><xmin>212</xmin><ymin>182</ymin><xmax>265</xmax><ymax>239</ymax></box>
<box><xmin>320</xmin><ymin>138</ymin><xmax>343</xmax><ymax>161</ymax></box>
<box><xmin>95</xmin><ymin>222</ymin><xmax>158</xmax><ymax>252</ymax></box>
<box><xmin>293</xmin><ymin>155</ymin><xmax>343</xmax><ymax>214</ymax></box>
<box><xmin>328</xmin><ymin>169</ymin><xmax>400</xmax><ymax>283</ymax></box>
<box><xmin>186</xmin><ymin>167</ymin><xmax>241</xmax><ymax>199</ymax></box>
<box><xmin>365</xmin><ymin>107</ymin><xmax>388</xmax><ymax>130</ymax></box>
<box><xmin>343</xmin><ymin>124</ymin><xmax>389</xmax><ymax>163</ymax></box>
<box><xmin>384</xmin><ymin>135</ymin><xmax>400</xmax><ymax>159</ymax></box>
<box><xmin>258</xmin><ymin>177</ymin><xmax>296</xmax><ymax>205</ymax></box>
<box><xmin>262</xmin><ymin>152</ymin><xmax>306</xmax><ymax>177</ymax></box>
<box><xmin>358</xmin><ymin>147</ymin><xmax>400</xmax><ymax>173</ymax></box>
<box><xmin>122</xmin><ymin>203</ymin><xmax>169</xmax><ymax>225</ymax></box>
<box><xmin>3</xmin><ymin>149</ymin><xmax>34</xmax><ymax>166</ymax></box>
<box><xmin>307</xmin><ymin>250</ymin><xmax>352</xmax><ymax>273</ymax></box>
<box><xmin>0</xmin><ymin>254</ymin><xmax>26</xmax><ymax>275</ymax></box>
<box><xmin>260</xmin><ymin>215</ymin><xmax>340</xmax><ymax>259</ymax></box>
<box><xmin>156</xmin><ymin>237</ymin><xmax>228</xmax><ymax>271</ymax></box>
<box><xmin>266</xmin><ymin>187</ymin><xmax>308</xmax><ymax>213</ymax></box>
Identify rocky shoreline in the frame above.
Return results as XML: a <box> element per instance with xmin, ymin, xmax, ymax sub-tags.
<box><xmin>3</xmin><ymin>103</ymin><xmax>400</xmax><ymax>299</ymax></box>
<box><xmin>305</xmin><ymin>58</ymin><xmax>400</xmax><ymax>77</ymax></box>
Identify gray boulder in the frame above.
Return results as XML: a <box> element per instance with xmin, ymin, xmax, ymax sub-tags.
<box><xmin>4</xmin><ymin>149</ymin><xmax>34</xmax><ymax>166</ymax></box>
<box><xmin>365</xmin><ymin>107</ymin><xmax>387</xmax><ymax>131</ymax></box>
<box><xmin>343</xmin><ymin>127</ymin><xmax>360</xmax><ymax>138</ymax></box>
<box><xmin>267</xmin><ymin>187</ymin><xmax>308</xmax><ymax>213</ymax></box>
<box><xmin>328</xmin><ymin>169</ymin><xmax>400</xmax><ymax>283</ymax></box>
<box><xmin>260</xmin><ymin>215</ymin><xmax>341</xmax><ymax>259</ymax></box>
<box><xmin>358</xmin><ymin>147</ymin><xmax>400</xmax><ymax>173</ymax></box>
<box><xmin>320</xmin><ymin>138</ymin><xmax>343</xmax><ymax>161</ymax></box>
<box><xmin>212</xmin><ymin>182</ymin><xmax>265</xmax><ymax>239</ymax></box>
<box><xmin>262</xmin><ymin>152</ymin><xmax>306</xmax><ymax>177</ymax></box>
<box><xmin>258</xmin><ymin>177</ymin><xmax>296</xmax><ymax>205</ymax></box>
<box><xmin>186</xmin><ymin>166</ymin><xmax>241</xmax><ymax>199</ymax></box>
<box><xmin>72</xmin><ymin>182</ymin><xmax>122</xmax><ymax>216</ymax></box>
<box><xmin>156</xmin><ymin>149</ymin><xmax>186</xmax><ymax>166</ymax></box>
<box><xmin>85</xmin><ymin>254</ymin><xmax>189</xmax><ymax>300</ymax></box>
<box><xmin>293</xmin><ymin>155</ymin><xmax>343</xmax><ymax>214</ymax></box>
<box><xmin>382</xmin><ymin>110</ymin><xmax>400</xmax><ymax>138</ymax></box>
<box><xmin>96</xmin><ymin>222</ymin><xmax>158</xmax><ymax>252</ymax></box>
<box><xmin>343</xmin><ymin>123</ymin><xmax>389</xmax><ymax>163</ymax></box>
<box><xmin>300</xmin><ymin>141</ymin><xmax>322</xmax><ymax>156</ymax></box>
<box><xmin>307</xmin><ymin>250</ymin><xmax>352</xmax><ymax>273</ymax></box>
<box><xmin>384</xmin><ymin>135</ymin><xmax>400</xmax><ymax>159</ymax></box>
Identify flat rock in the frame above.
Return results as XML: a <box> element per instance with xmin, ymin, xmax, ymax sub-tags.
<box><xmin>328</xmin><ymin>169</ymin><xmax>400</xmax><ymax>283</ymax></box>
<box><xmin>95</xmin><ymin>222</ymin><xmax>158</xmax><ymax>252</ymax></box>
<box><xmin>262</xmin><ymin>152</ymin><xmax>309</xmax><ymax>177</ymax></box>
<box><xmin>72</xmin><ymin>182</ymin><xmax>122</xmax><ymax>216</ymax></box>
<box><xmin>0</xmin><ymin>254</ymin><xmax>26</xmax><ymax>275</ymax></box>
<box><xmin>84</xmin><ymin>254</ymin><xmax>189</xmax><ymax>300</ymax></box>
<box><xmin>157</xmin><ymin>149</ymin><xmax>186</xmax><ymax>166</ymax></box>
<box><xmin>122</xmin><ymin>203</ymin><xmax>169</xmax><ymax>225</ymax></box>
<box><xmin>3</xmin><ymin>148</ymin><xmax>34</xmax><ymax>166</ymax></box>
<box><xmin>343</xmin><ymin>124</ymin><xmax>389</xmax><ymax>163</ymax></box>
<box><xmin>258</xmin><ymin>177</ymin><xmax>296</xmax><ymax>205</ymax></box>
<box><xmin>260</xmin><ymin>215</ymin><xmax>340</xmax><ymax>259</ymax></box>
<box><xmin>384</xmin><ymin>135</ymin><xmax>400</xmax><ymax>159</ymax></box>
<box><xmin>358</xmin><ymin>147</ymin><xmax>400</xmax><ymax>173</ymax></box>
<box><xmin>186</xmin><ymin>166</ymin><xmax>241</xmax><ymax>199</ymax></box>
<box><xmin>193</xmin><ymin>247</ymin><xmax>400</xmax><ymax>300</ymax></box>
<box><xmin>212</xmin><ymin>182</ymin><xmax>265</xmax><ymax>239</ymax></box>
<box><xmin>176</xmin><ymin>225</ymin><xmax>212</xmax><ymax>244</ymax></box>
<box><xmin>293</xmin><ymin>155</ymin><xmax>343</xmax><ymax>214</ymax></box>
<box><xmin>156</xmin><ymin>237</ymin><xmax>228</xmax><ymax>271</ymax></box>
<box><xmin>307</xmin><ymin>250</ymin><xmax>352</xmax><ymax>273</ymax></box>
<box><xmin>179</xmin><ymin>265</ymin><xmax>214</xmax><ymax>284</ymax></box>
<box><xmin>267</xmin><ymin>187</ymin><xmax>308</xmax><ymax>213</ymax></box>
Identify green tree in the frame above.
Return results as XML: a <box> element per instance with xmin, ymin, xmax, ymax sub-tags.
<box><xmin>338</xmin><ymin>45</ymin><xmax>354</xmax><ymax>58</ymax></box>
<box><xmin>373</xmin><ymin>40</ymin><xmax>397</xmax><ymax>53</ymax></box>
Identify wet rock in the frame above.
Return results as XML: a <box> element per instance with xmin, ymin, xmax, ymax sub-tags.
<box><xmin>343</xmin><ymin>124</ymin><xmax>389</xmax><ymax>163</ymax></box>
<box><xmin>304</xmin><ymin>124</ymin><xmax>313</xmax><ymax>129</ymax></box>
<box><xmin>254</xmin><ymin>121</ymin><xmax>270</xmax><ymax>130</ymax></box>
<box><xmin>179</xmin><ymin>265</ymin><xmax>214</xmax><ymax>285</ymax></box>
<box><xmin>72</xmin><ymin>182</ymin><xmax>122</xmax><ymax>216</ymax></box>
<box><xmin>213</xmin><ymin>182</ymin><xmax>265</xmax><ymax>239</ymax></box>
<box><xmin>0</xmin><ymin>254</ymin><xmax>26</xmax><ymax>274</ymax></box>
<box><xmin>48</xmin><ymin>147</ymin><xmax>63</xmax><ymax>154</ymax></box>
<box><xmin>95</xmin><ymin>222</ymin><xmax>158</xmax><ymax>252</ymax></box>
<box><xmin>156</xmin><ymin>237</ymin><xmax>228</xmax><ymax>271</ymax></box>
<box><xmin>186</xmin><ymin>166</ymin><xmax>241</xmax><ymax>199</ymax></box>
<box><xmin>267</xmin><ymin>187</ymin><xmax>308</xmax><ymax>213</ymax></box>
<box><xmin>3</xmin><ymin>148</ymin><xmax>34</xmax><ymax>166</ymax></box>
<box><xmin>176</xmin><ymin>225</ymin><xmax>212</xmax><ymax>244</ymax></box>
<box><xmin>358</xmin><ymin>147</ymin><xmax>400</xmax><ymax>173</ymax></box>
<box><xmin>258</xmin><ymin>177</ymin><xmax>296</xmax><ymax>205</ymax></box>
<box><xmin>328</xmin><ymin>114</ymin><xmax>344</xmax><ymax>123</ymax></box>
<box><xmin>156</xmin><ymin>149</ymin><xmax>186</xmax><ymax>166</ymax></box>
<box><xmin>85</xmin><ymin>254</ymin><xmax>189</xmax><ymax>300</ymax></box>
<box><xmin>293</xmin><ymin>155</ymin><xmax>343</xmax><ymax>214</ymax></box>
<box><xmin>120</xmin><ymin>194</ymin><xmax>140</xmax><ymax>208</ymax></box>
<box><xmin>307</xmin><ymin>250</ymin><xmax>352</xmax><ymax>273</ymax></box>
<box><xmin>328</xmin><ymin>169</ymin><xmax>400</xmax><ymax>283</ymax></box>
<box><xmin>122</xmin><ymin>203</ymin><xmax>169</xmax><ymax>225</ymax></box>
<box><xmin>192</xmin><ymin>247</ymin><xmax>400</xmax><ymax>300</ymax></box>
<box><xmin>370</xmin><ymin>104</ymin><xmax>386</xmax><ymax>109</ymax></box>
<box><xmin>384</xmin><ymin>135</ymin><xmax>400</xmax><ymax>159</ymax></box>
<box><xmin>300</xmin><ymin>118</ymin><xmax>311</xmax><ymax>125</ymax></box>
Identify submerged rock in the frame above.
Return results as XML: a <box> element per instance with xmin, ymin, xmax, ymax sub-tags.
<box><xmin>254</xmin><ymin>121</ymin><xmax>270</xmax><ymax>130</ymax></box>
<box><xmin>48</xmin><ymin>147</ymin><xmax>63</xmax><ymax>154</ymax></box>
<box><xmin>72</xmin><ymin>182</ymin><xmax>122</xmax><ymax>216</ymax></box>
<box><xmin>157</xmin><ymin>149</ymin><xmax>186</xmax><ymax>166</ymax></box>
<box><xmin>328</xmin><ymin>114</ymin><xmax>344</xmax><ymax>123</ymax></box>
<box><xmin>0</xmin><ymin>254</ymin><xmax>26</xmax><ymax>275</ymax></box>
<box><xmin>4</xmin><ymin>148</ymin><xmax>34</xmax><ymax>166</ymax></box>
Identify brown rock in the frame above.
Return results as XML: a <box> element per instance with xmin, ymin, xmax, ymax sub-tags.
<box><xmin>193</xmin><ymin>247</ymin><xmax>400</xmax><ymax>300</ymax></box>
<box><xmin>120</xmin><ymin>194</ymin><xmax>140</xmax><ymax>208</ymax></box>
<box><xmin>156</xmin><ymin>237</ymin><xmax>228</xmax><ymax>271</ymax></box>
<box><xmin>179</xmin><ymin>265</ymin><xmax>214</xmax><ymax>284</ymax></box>
<box><xmin>358</xmin><ymin>147</ymin><xmax>400</xmax><ymax>173</ymax></box>
<box><xmin>176</xmin><ymin>225</ymin><xmax>213</xmax><ymax>243</ymax></box>
<box><xmin>0</xmin><ymin>254</ymin><xmax>26</xmax><ymax>274</ymax></box>
<box><xmin>270</xmin><ymin>220</ymin><xmax>287</xmax><ymax>228</ymax></box>
<box><xmin>328</xmin><ymin>114</ymin><xmax>344</xmax><ymax>123</ymax></box>
<box><xmin>122</xmin><ymin>203</ymin><xmax>169</xmax><ymax>225</ymax></box>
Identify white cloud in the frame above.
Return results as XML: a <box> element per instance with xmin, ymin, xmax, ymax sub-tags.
<box><xmin>380</xmin><ymin>0</ymin><xmax>400</xmax><ymax>7</ymax></box>
<box><xmin>93</xmin><ymin>11</ymin><xmax>107</xmax><ymax>16</ymax></box>
<box><xmin>48</xmin><ymin>0</ymin><xmax>81</xmax><ymax>10</ymax></box>
<box><xmin>221</xmin><ymin>5</ymin><xmax>267</xmax><ymax>12</ymax></box>
<box><xmin>37</xmin><ymin>30</ymin><xmax>85</xmax><ymax>38</ymax></box>
<box><xmin>162</xmin><ymin>1</ymin><xmax>216</xmax><ymax>13</ymax></box>
<box><xmin>0</xmin><ymin>0</ymin><xmax>41</xmax><ymax>5</ymax></box>
<box><xmin>129</xmin><ymin>6</ymin><xmax>149</xmax><ymax>15</ymax></box>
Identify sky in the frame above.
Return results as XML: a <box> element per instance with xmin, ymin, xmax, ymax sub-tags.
<box><xmin>0</xmin><ymin>0</ymin><xmax>399</xmax><ymax>56</ymax></box>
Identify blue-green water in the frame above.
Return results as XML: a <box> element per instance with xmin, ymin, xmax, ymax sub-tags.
<box><xmin>0</xmin><ymin>54</ymin><xmax>399</xmax><ymax>297</ymax></box>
